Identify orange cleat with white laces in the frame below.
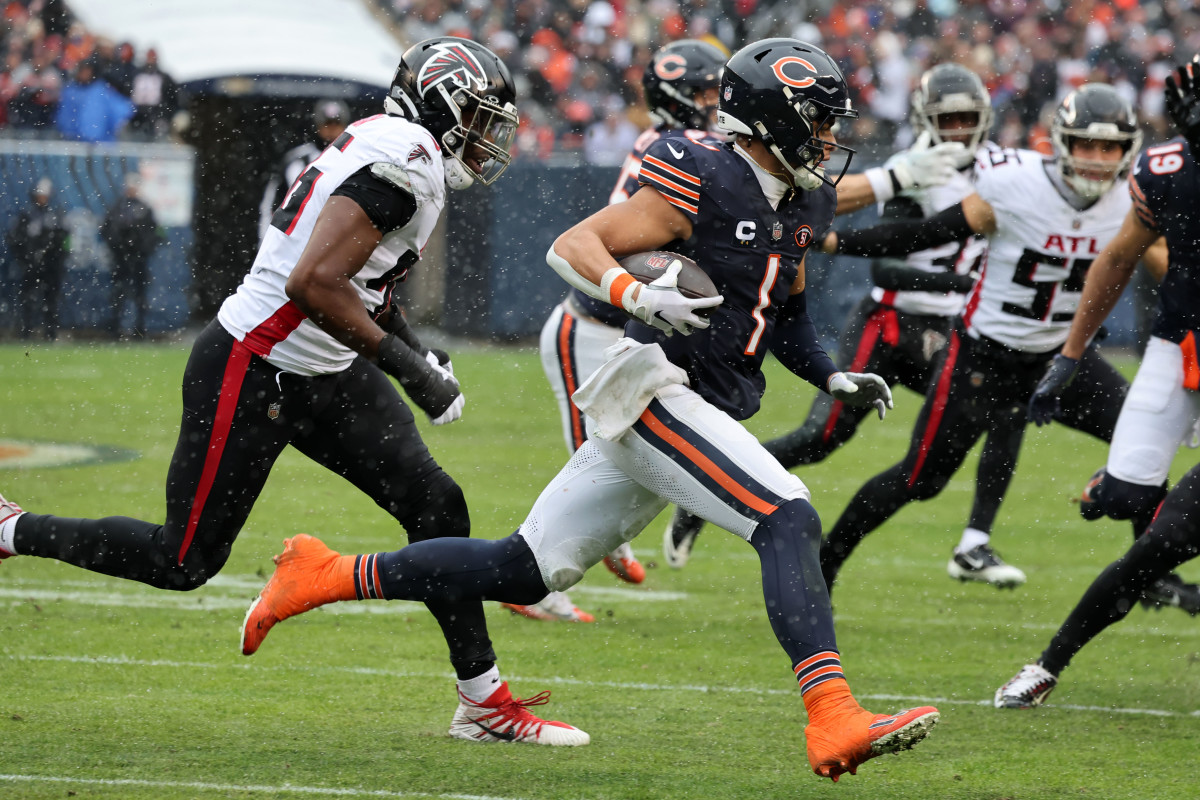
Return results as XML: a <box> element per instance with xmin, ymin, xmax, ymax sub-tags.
<box><xmin>448</xmin><ymin>681</ymin><xmax>589</xmax><ymax>746</ymax></box>
<box><xmin>602</xmin><ymin>542</ymin><xmax>645</xmax><ymax>584</ymax></box>
<box><xmin>805</xmin><ymin>704</ymin><xmax>940</xmax><ymax>782</ymax></box>
<box><xmin>241</xmin><ymin>534</ymin><xmax>357</xmax><ymax>656</ymax></box>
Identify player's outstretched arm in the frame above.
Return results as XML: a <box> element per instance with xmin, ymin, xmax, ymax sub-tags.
<box><xmin>821</xmin><ymin>195</ymin><xmax>989</xmax><ymax>257</ymax></box>
<box><xmin>835</xmin><ymin>132</ymin><xmax>967</xmax><ymax>215</ymax></box>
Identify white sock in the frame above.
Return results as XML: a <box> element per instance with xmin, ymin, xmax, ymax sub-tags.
<box><xmin>457</xmin><ymin>666</ymin><xmax>502</xmax><ymax>704</ymax></box>
<box><xmin>956</xmin><ymin>527</ymin><xmax>990</xmax><ymax>554</ymax></box>
<box><xmin>0</xmin><ymin>511</ymin><xmax>24</xmax><ymax>555</ymax></box>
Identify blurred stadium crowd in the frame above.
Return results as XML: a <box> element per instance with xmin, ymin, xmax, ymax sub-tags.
<box><xmin>372</xmin><ymin>0</ymin><xmax>1200</xmax><ymax>162</ymax></box>
<box><xmin>0</xmin><ymin>0</ymin><xmax>179</xmax><ymax>142</ymax></box>
<box><xmin>3</xmin><ymin>0</ymin><xmax>1200</xmax><ymax>159</ymax></box>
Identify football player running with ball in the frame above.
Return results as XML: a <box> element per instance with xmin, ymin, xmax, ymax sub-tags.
<box><xmin>506</xmin><ymin>39</ymin><xmax>731</xmax><ymax>624</ymax></box>
<box><xmin>996</xmin><ymin>55</ymin><xmax>1200</xmax><ymax>708</ymax></box>
<box><xmin>817</xmin><ymin>83</ymin><xmax>1170</xmax><ymax>598</ymax></box>
<box><xmin>240</xmin><ymin>39</ymin><xmax>940</xmax><ymax>780</ymax></box>
<box><xmin>0</xmin><ymin>37</ymin><xmax>585</xmax><ymax>743</ymax></box>
<box><xmin>664</xmin><ymin>63</ymin><xmax>1028</xmax><ymax>577</ymax></box>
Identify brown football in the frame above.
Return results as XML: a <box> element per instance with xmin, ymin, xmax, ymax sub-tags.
<box><xmin>618</xmin><ymin>252</ymin><xmax>718</xmax><ymax>311</ymax></box>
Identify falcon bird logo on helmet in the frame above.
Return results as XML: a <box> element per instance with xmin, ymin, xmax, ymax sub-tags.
<box><xmin>717</xmin><ymin>38</ymin><xmax>858</xmax><ymax>191</ymax></box>
<box><xmin>1050</xmin><ymin>83</ymin><xmax>1142</xmax><ymax>200</ymax></box>
<box><xmin>417</xmin><ymin>40</ymin><xmax>487</xmax><ymax>94</ymax></box>
<box><xmin>386</xmin><ymin>36</ymin><xmax>520</xmax><ymax>190</ymax></box>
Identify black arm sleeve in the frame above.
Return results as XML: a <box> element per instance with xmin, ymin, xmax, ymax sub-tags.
<box><xmin>836</xmin><ymin>203</ymin><xmax>974</xmax><ymax>258</ymax></box>
<box><xmin>332</xmin><ymin>166</ymin><xmax>417</xmax><ymax>233</ymax></box>
<box><xmin>771</xmin><ymin>290</ymin><xmax>838</xmax><ymax>392</ymax></box>
<box><xmin>871</xmin><ymin>260</ymin><xmax>976</xmax><ymax>293</ymax></box>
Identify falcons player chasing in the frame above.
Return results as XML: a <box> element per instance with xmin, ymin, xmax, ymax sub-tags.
<box><xmin>816</xmin><ymin>83</ymin><xmax>1174</xmax><ymax>605</ymax></box>
<box><xmin>0</xmin><ymin>37</ymin><xmax>592</xmax><ymax>745</ymax></box>
<box><xmin>995</xmin><ymin>55</ymin><xmax>1200</xmax><ymax>708</ymax></box>
<box><xmin>238</xmin><ymin>38</ymin><xmax>940</xmax><ymax>779</ymax></box>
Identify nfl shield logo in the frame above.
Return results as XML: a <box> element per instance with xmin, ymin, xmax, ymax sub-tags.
<box><xmin>267</xmin><ymin>402</ymin><xmax>281</xmax><ymax>420</ymax></box>
<box><xmin>771</xmin><ymin>222</ymin><xmax>783</xmax><ymax>241</ymax></box>
<box><xmin>723</xmin><ymin>86</ymin><xmax>732</xmax><ymax>101</ymax></box>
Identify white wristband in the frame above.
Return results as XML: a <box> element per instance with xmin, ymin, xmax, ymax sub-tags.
<box><xmin>864</xmin><ymin>166</ymin><xmax>895</xmax><ymax>203</ymax></box>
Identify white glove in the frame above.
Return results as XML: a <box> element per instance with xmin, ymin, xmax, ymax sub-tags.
<box><xmin>828</xmin><ymin>371</ymin><xmax>894</xmax><ymax>420</ymax></box>
<box><xmin>625</xmin><ymin>259</ymin><xmax>723</xmax><ymax>336</ymax></box>
<box><xmin>424</xmin><ymin>351</ymin><xmax>464</xmax><ymax>425</ymax></box>
<box><xmin>889</xmin><ymin>131</ymin><xmax>968</xmax><ymax>191</ymax></box>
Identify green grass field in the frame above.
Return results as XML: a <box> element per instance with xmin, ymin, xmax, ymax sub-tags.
<box><xmin>2</xmin><ymin>340</ymin><xmax>1198</xmax><ymax>800</ymax></box>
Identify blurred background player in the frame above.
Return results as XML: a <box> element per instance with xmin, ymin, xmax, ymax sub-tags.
<box><xmin>257</xmin><ymin>98</ymin><xmax>350</xmax><ymax>240</ymax></box>
<box><xmin>0</xmin><ymin>36</ymin><xmax>583</xmax><ymax>746</ymax></box>
<box><xmin>5</xmin><ymin>176</ymin><xmax>68</xmax><ymax>342</ymax></box>
<box><xmin>1022</xmin><ymin>54</ymin><xmax>1200</xmax><ymax>617</ymax></box>
<box><xmin>239</xmin><ymin>38</ymin><xmax>939</xmax><ymax>781</ymax></box>
<box><xmin>504</xmin><ymin>39</ymin><xmax>728</xmax><ymax>623</ymax></box>
<box><xmin>817</xmin><ymin>84</ymin><xmax>1173</xmax><ymax>601</ymax></box>
<box><xmin>663</xmin><ymin>63</ymin><xmax>998</xmax><ymax>569</ymax></box>
<box><xmin>100</xmin><ymin>172</ymin><xmax>160</xmax><ymax>339</ymax></box>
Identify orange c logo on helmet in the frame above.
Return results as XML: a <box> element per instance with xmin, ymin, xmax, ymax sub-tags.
<box><xmin>655</xmin><ymin>53</ymin><xmax>687</xmax><ymax>81</ymax></box>
<box><xmin>772</xmin><ymin>56</ymin><xmax>817</xmax><ymax>89</ymax></box>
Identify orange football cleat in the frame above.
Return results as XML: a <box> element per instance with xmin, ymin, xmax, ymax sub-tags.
<box><xmin>241</xmin><ymin>534</ymin><xmax>356</xmax><ymax>656</ymax></box>
<box><xmin>805</xmin><ymin>704</ymin><xmax>939</xmax><ymax>782</ymax></box>
<box><xmin>602</xmin><ymin>543</ymin><xmax>645</xmax><ymax>584</ymax></box>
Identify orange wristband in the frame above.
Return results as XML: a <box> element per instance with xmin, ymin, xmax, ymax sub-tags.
<box><xmin>603</xmin><ymin>270</ymin><xmax>637</xmax><ymax>308</ymax></box>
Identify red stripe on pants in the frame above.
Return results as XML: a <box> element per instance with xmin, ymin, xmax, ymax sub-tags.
<box><xmin>908</xmin><ymin>329</ymin><xmax>961</xmax><ymax>488</ymax></box>
<box><xmin>178</xmin><ymin>340</ymin><xmax>252</xmax><ymax>564</ymax></box>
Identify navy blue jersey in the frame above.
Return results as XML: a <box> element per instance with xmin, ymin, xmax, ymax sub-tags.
<box><xmin>566</xmin><ymin>127</ymin><xmax>728</xmax><ymax>329</ymax></box>
<box><xmin>1130</xmin><ymin>137</ymin><xmax>1200</xmax><ymax>343</ymax></box>
<box><xmin>628</xmin><ymin>137</ymin><xmax>837</xmax><ymax>419</ymax></box>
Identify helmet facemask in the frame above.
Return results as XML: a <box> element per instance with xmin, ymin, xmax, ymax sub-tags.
<box><xmin>1051</xmin><ymin>124</ymin><xmax>1142</xmax><ymax>200</ymax></box>
<box><xmin>441</xmin><ymin>86</ymin><xmax>519</xmax><ymax>189</ymax></box>
<box><xmin>911</xmin><ymin>65</ymin><xmax>993</xmax><ymax>168</ymax></box>
<box><xmin>727</xmin><ymin>94</ymin><xmax>856</xmax><ymax>191</ymax></box>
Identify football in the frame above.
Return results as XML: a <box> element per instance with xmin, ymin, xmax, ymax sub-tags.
<box><xmin>618</xmin><ymin>251</ymin><xmax>718</xmax><ymax>310</ymax></box>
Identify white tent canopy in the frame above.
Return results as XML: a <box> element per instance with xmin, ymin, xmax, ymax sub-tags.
<box><xmin>68</xmin><ymin>0</ymin><xmax>404</xmax><ymax>90</ymax></box>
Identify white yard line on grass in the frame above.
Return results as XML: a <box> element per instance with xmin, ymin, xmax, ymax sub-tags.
<box><xmin>12</xmin><ymin>653</ymin><xmax>1200</xmax><ymax>719</ymax></box>
<box><xmin>0</xmin><ymin>774</ymin><xmax>523</xmax><ymax>800</ymax></box>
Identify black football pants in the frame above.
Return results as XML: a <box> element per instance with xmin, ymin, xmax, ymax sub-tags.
<box><xmin>821</xmin><ymin>325</ymin><xmax>1127</xmax><ymax>588</ymax></box>
<box><xmin>16</xmin><ymin>320</ymin><xmax>494</xmax><ymax>670</ymax></box>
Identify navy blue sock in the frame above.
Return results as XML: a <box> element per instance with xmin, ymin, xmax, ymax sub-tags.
<box><xmin>750</xmin><ymin>498</ymin><xmax>839</xmax><ymax>668</ymax></box>
<box><xmin>373</xmin><ymin>532</ymin><xmax>549</xmax><ymax>605</ymax></box>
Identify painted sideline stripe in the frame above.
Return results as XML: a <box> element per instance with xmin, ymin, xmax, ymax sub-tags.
<box><xmin>13</xmin><ymin>654</ymin><xmax>1200</xmax><ymax>719</ymax></box>
<box><xmin>0</xmin><ymin>774</ymin><xmax>522</xmax><ymax>800</ymax></box>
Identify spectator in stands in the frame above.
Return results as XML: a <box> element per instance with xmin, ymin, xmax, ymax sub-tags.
<box><xmin>5</xmin><ymin>177</ymin><xmax>69</xmax><ymax>341</ymax></box>
<box><xmin>100</xmin><ymin>173</ymin><xmax>160</xmax><ymax>339</ymax></box>
<box><xmin>128</xmin><ymin>47</ymin><xmax>179</xmax><ymax>140</ymax></box>
<box><xmin>55</xmin><ymin>58</ymin><xmax>133</xmax><ymax>142</ymax></box>
<box><xmin>8</xmin><ymin>44</ymin><xmax>62</xmax><ymax>134</ymax></box>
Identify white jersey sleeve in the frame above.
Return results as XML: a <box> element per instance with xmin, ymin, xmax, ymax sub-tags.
<box><xmin>868</xmin><ymin>143</ymin><xmax>994</xmax><ymax>317</ymax></box>
<box><xmin>219</xmin><ymin>114</ymin><xmax>447</xmax><ymax>376</ymax></box>
<box><xmin>961</xmin><ymin>148</ymin><xmax>1130</xmax><ymax>352</ymax></box>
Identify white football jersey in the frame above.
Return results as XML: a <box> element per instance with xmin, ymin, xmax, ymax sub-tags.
<box><xmin>869</xmin><ymin>144</ymin><xmax>994</xmax><ymax>317</ymax></box>
<box><xmin>219</xmin><ymin>114</ymin><xmax>447</xmax><ymax>376</ymax></box>
<box><xmin>962</xmin><ymin>148</ymin><xmax>1130</xmax><ymax>352</ymax></box>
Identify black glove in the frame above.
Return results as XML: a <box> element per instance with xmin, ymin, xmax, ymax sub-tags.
<box><xmin>1165</xmin><ymin>57</ymin><xmax>1200</xmax><ymax>150</ymax></box>
<box><xmin>1028</xmin><ymin>354</ymin><xmax>1079</xmax><ymax>427</ymax></box>
<box><xmin>374</xmin><ymin>301</ymin><xmax>425</xmax><ymax>353</ymax></box>
<box><xmin>376</xmin><ymin>334</ymin><xmax>462</xmax><ymax>423</ymax></box>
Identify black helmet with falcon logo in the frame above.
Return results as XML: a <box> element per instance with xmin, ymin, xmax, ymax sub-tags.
<box><xmin>386</xmin><ymin>36</ymin><xmax>519</xmax><ymax>189</ymax></box>
<box><xmin>642</xmin><ymin>39</ymin><xmax>726</xmax><ymax>131</ymax></box>
<box><xmin>716</xmin><ymin>38</ymin><xmax>858</xmax><ymax>191</ymax></box>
